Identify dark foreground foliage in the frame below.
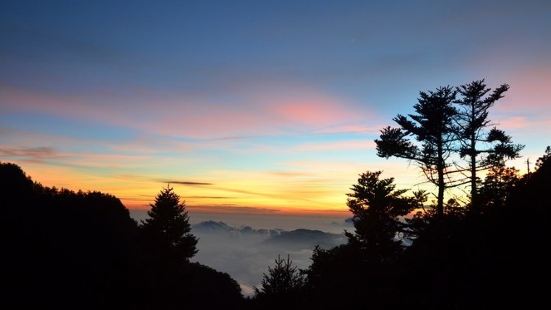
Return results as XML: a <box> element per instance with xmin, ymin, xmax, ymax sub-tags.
<box><xmin>1</xmin><ymin>148</ymin><xmax>549</xmax><ymax>309</ymax></box>
<box><xmin>0</xmin><ymin>162</ymin><xmax>242</xmax><ymax>310</ymax></box>
<box><xmin>250</xmin><ymin>150</ymin><xmax>551</xmax><ymax>310</ymax></box>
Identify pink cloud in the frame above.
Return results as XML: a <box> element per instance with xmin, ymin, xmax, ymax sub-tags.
<box><xmin>271</xmin><ymin>99</ymin><xmax>352</xmax><ymax>126</ymax></box>
<box><xmin>0</xmin><ymin>83</ymin><xmax>371</xmax><ymax>138</ymax></box>
<box><xmin>0</xmin><ymin>145</ymin><xmax>58</xmax><ymax>161</ymax></box>
<box><xmin>496</xmin><ymin>66</ymin><xmax>551</xmax><ymax>113</ymax></box>
<box><xmin>256</xmin><ymin>87</ymin><xmax>370</xmax><ymax>129</ymax></box>
<box><xmin>496</xmin><ymin>116</ymin><xmax>529</xmax><ymax>129</ymax></box>
<box><xmin>457</xmin><ymin>62</ymin><xmax>551</xmax><ymax>143</ymax></box>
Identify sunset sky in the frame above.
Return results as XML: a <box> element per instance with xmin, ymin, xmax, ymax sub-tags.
<box><xmin>1</xmin><ymin>0</ymin><xmax>550</xmax><ymax>218</ymax></box>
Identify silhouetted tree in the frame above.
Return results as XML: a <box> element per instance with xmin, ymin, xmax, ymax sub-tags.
<box><xmin>376</xmin><ymin>86</ymin><xmax>458</xmax><ymax>216</ymax></box>
<box><xmin>478</xmin><ymin>162</ymin><xmax>519</xmax><ymax>209</ymax></box>
<box><xmin>402</xmin><ymin>146</ymin><xmax>551</xmax><ymax>309</ymax></box>
<box><xmin>535</xmin><ymin>146</ymin><xmax>551</xmax><ymax>170</ymax></box>
<box><xmin>508</xmin><ymin>146</ymin><xmax>551</xmax><ymax>211</ymax></box>
<box><xmin>304</xmin><ymin>244</ymin><xmax>367</xmax><ymax>309</ymax></box>
<box><xmin>455</xmin><ymin>80</ymin><xmax>523</xmax><ymax>212</ymax></box>
<box><xmin>346</xmin><ymin>171</ymin><xmax>419</xmax><ymax>262</ymax></box>
<box><xmin>137</xmin><ymin>186</ymin><xmax>200</xmax><ymax>309</ymax></box>
<box><xmin>253</xmin><ymin>255</ymin><xmax>305</xmax><ymax>309</ymax></box>
<box><xmin>140</xmin><ymin>185</ymin><xmax>197</xmax><ymax>263</ymax></box>
<box><xmin>256</xmin><ymin>255</ymin><xmax>305</xmax><ymax>297</ymax></box>
<box><xmin>299</xmin><ymin>172</ymin><xmax>425</xmax><ymax>310</ymax></box>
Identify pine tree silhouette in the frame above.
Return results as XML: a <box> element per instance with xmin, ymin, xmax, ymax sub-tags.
<box><xmin>255</xmin><ymin>254</ymin><xmax>305</xmax><ymax>307</ymax></box>
<box><xmin>479</xmin><ymin>162</ymin><xmax>520</xmax><ymax>209</ymax></box>
<box><xmin>346</xmin><ymin>171</ymin><xmax>419</xmax><ymax>262</ymax></box>
<box><xmin>455</xmin><ymin>80</ymin><xmax>523</xmax><ymax>212</ymax></box>
<box><xmin>535</xmin><ymin>146</ymin><xmax>551</xmax><ymax>170</ymax></box>
<box><xmin>376</xmin><ymin>86</ymin><xmax>458</xmax><ymax>216</ymax></box>
<box><xmin>140</xmin><ymin>185</ymin><xmax>197</xmax><ymax>262</ymax></box>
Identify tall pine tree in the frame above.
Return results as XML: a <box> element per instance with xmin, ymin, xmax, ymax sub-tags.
<box><xmin>141</xmin><ymin>185</ymin><xmax>197</xmax><ymax>262</ymax></box>
<box><xmin>346</xmin><ymin>171</ymin><xmax>420</xmax><ymax>262</ymax></box>
<box><xmin>455</xmin><ymin>80</ymin><xmax>523</xmax><ymax>212</ymax></box>
<box><xmin>376</xmin><ymin>86</ymin><xmax>458</xmax><ymax>216</ymax></box>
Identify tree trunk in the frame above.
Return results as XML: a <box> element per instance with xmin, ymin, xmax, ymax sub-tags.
<box><xmin>470</xmin><ymin>104</ymin><xmax>478</xmax><ymax>214</ymax></box>
<box><xmin>437</xmin><ymin>138</ymin><xmax>445</xmax><ymax>217</ymax></box>
<box><xmin>470</xmin><ymin>136</ymin><xmax>477</xmax><ymax>213</ymax></box>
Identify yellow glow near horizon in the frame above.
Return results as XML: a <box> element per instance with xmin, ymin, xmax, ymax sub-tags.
<box><xmin>10</xmin><ymin>157</ymin><xmax>439</xmax><ymax>217</ymax></box>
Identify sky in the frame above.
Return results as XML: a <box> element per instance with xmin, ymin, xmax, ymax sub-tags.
<box><xmin>1</xmin><ymin>0</ymin><xmax>551</xmax><ymax>222</ymax></box>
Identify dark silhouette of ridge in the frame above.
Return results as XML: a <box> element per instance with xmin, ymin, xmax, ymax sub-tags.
<box><xmin>249</xmin><ymin>149</ymin><xmax>551</xmax><ymax>310</ymax></box>
<box><xmin>1</xmin><ymin>140</ymin><xmax>549</xmax><ymax>309</ymax></box>
<box><xmin>262</xmin><ymin>228</ymin><xmax>345</xmax><ymax>249</ymax></box>
<box><xmin>0</xmin><ymin>162</ymin><xmax>243</xmax><ymax>310</ymax></box>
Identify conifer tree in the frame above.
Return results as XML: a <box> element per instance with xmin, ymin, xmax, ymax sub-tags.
<box><xmin>455</xmin><ymin>80</ymin><xmax>523</xmax><ymax>212</ymax></box>
<box><xmin>535</xmin><ymin>146</ymin><xmax>551</xmax><ymax>170</ymax></box>
<box><xmin>478</xmin><ymin>162</ymin><xmax>519</xmax><ymax>209</ymax></box>
<box><xmin>141</xmin><ymin>185</ymin><xmax>197</xmax><ymax>262</ymax></box>
<box><xmin>376</xmin><ymin>86</ymin><xmax>458</xmax><ymax>216</ymax></box>
<box><xmin>256</xmin><ymin>255</ymin><xmax>304</xmax><ymax>298</ymax></box>
<box><xmin>346</xmin><ymin>171</ymin><xmax>419</xmax><ymax>262</ymax></box>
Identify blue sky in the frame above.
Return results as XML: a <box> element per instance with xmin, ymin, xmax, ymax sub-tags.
<box><xmin>1</xmin><ymin>0</ymin><xmax>550</xmax><ymax>215</ymax></box>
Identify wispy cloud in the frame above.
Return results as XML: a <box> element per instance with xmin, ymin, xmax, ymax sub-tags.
<box><xmin>268</xmin><ymin>171</ymin><xmax>312</xmax><ymax>177</ymax></box>
<box><xmin>206</xmin><ymin>186</ymin><xmax>282</xmax><ymax>200</ymax></box>
<box><xmin>0</xmin><ymin>146</ymin><xmax>58</xmax><ymax>161</ymax></box>
<box><xmin>159</xmin><ymin>180</ymin><xmax>214</xmax><ymax>186</ymax></box>
<box><xmin>187</xmin><ymin>196</ymin><xmax>232</xmax><ymax>199</ymax></box>
<box><xmin>496</xmin><ymin>116</ymin><xmax>530</xmax><ymax>129</ymax></box>
<box><xmin>156</xmin><ymin>175</ymin><xmax>340</xmax><ymax>207</ymax></box>
<box><xmin>0</xmin><ymin>82</ymin><xmax>373</xmax><ymax>139</ymax></box>
<box><xmin>187</xmin><ymin>205</ymin><xmax>281</xmax><ymax>214</ymax></box>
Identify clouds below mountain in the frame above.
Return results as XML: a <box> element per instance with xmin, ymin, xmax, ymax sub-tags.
<box><xmin>190</xmin><ymin>221</ymin><xmax>347</xmax><ymax>296</ymax></box>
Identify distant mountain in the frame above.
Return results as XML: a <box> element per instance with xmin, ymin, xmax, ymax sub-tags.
<box><xmin>192</xmin><ymin>221</ymin><xmax>282</xmax><ymax>237</ymax></box>
<box><xmin>193</xmin><ymin>220</ymin><xmax>236</xmax><ymax>233</ymax></box>
<box><xmin>192</xmin><ymin>221</ymin><xmax>345</xmax><ymax>249</ymax></box>
<box><xmin>263</xmin><ymin>228</ymin><xmax>346</xmax><ymax>249</ymax></box>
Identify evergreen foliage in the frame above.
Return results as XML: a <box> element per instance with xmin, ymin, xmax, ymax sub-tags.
<box><xmin>140</xmin><ymin>185</ymin><xmax>198</xmax><ymax>262</ymax></box>
<box><xmin>478</xmin><ymin>163</ymin><xmax>520</xmax><ymax>209</ymax></box>
<box><xmin>256</xmin><ymin>255</ymin><xmax>305</xmax><ymax>297</ymax></box>
<box><xmin>376</xmin><ymin>86</ymin><xmax>458</xmax><ymax>216</ymax></box>
<box><xmin>535</xmin><ymin>146</ymin><xmax>551</xmax><ymax>169</ymax></box>
<box><xmin>253</xmin><ymin>255</ymin><xmax>305</xmax><ymax>309</ymax></box>
<box><xmin>454</xmin><ymin>80</ymin><xmax>523</xmax><ymax>212</ymax></box>
<box><xmin>346</xmin><ymin>171</ymin><xmax>418</xmax><ymax>262</ymax></box>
